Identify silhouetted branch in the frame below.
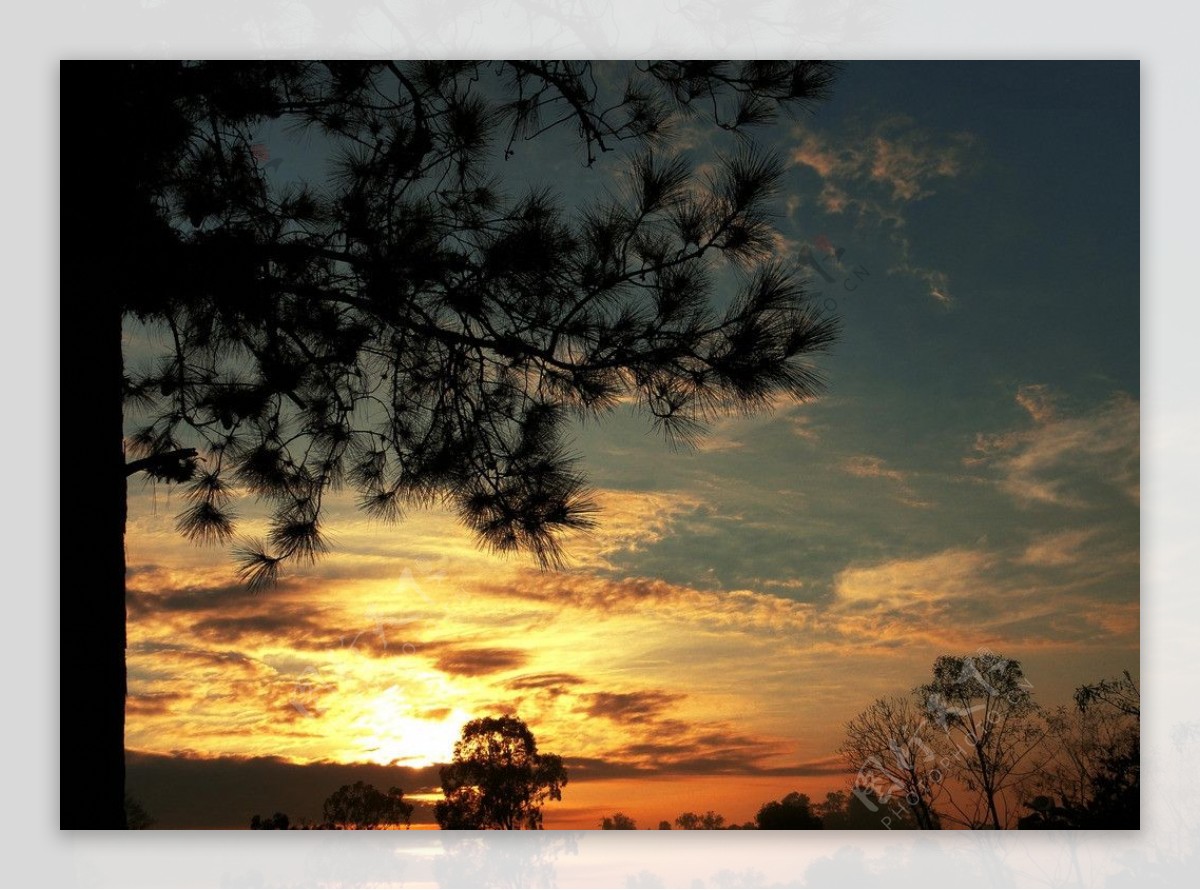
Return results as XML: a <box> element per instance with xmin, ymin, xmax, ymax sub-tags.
<box><xmin>124</xmin><ymin>448</ymin><xmax>198</xmax><ymax>478</ymax></box>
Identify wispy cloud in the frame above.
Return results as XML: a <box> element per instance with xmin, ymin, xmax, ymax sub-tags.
<box><xmin>692</xmin><ymin>392</ymin><xmax>824</xmax><ymax>453</ymax></box>
<box><xmin>890</xmin><ymin>260</ymin><xmax>953</xmax><ymax>306</ymax></box>
<box><xmin>1014</xmin><ymin>528</ymin><xmax>1098</xmax><ymax>567</ymax></box>
<box><xmin>429</xmin><ymin>646</ymin><xmax>528</xmax><ymax>677</ymax></box>
<box><xmin>833</xmin><ymin>548</ymin><xmax>992</xmax><ymax>608</ymax></box>
<box><xmin>505</xmin><ymin>672</ymin><xmax>585</xmax><ymax>694</ymax></box>
<box><xmin>823</xmin><ymin>541</ymin><xmax>1137</xmax><ymax>658</ymax></box>
<box><xmin>1015</xmin><ymin>383</ymin><xmax>1061</xmax><ymax>424</ymax></box>
<box><xmin>969</xmin><ymin>389</ymin><xmax>1139</xmax><ymax>508</ymax></box>
<box><xmin>579</xmin><ymin>690</ymin><xmax>686</xmax><ymax>724</ymax></box>
<box><xmin>790</xmin><ymin>115</ymin><xmax>973</xmax><ymax>210</ymax></box>
<box><xmin>841</xmin><ymin>454</ymin><xmax>933</xmax><ymax>508</ymax></box>
<box><xmin>788</xmin><ymin>114</ymin><xmax>976</xmax><ymax>304</ymax></box>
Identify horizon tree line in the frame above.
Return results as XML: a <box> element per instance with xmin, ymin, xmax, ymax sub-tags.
<box><xmin>218</xmin><ymin>654</ymin><xmax>1137</xmax><ymax>831</ymax></box>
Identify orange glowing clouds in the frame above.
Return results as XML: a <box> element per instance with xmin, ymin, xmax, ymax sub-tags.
<box><xmin>125</xmin><ymin>480</ymin><xmax>837</xmax><ymax>779</ymax></box>
<box><xmin>123</xmin><ymin>381</ymin><xmax>1138</xmax><ymax>824</ymax></box>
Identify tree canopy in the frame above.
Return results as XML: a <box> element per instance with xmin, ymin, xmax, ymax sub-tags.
<box><xmin>600</xmin><ymin>812</ymin><xmax>637</xmax><ymax>829</ymax></box>
<box><xmin>248</xmin><ymin>780</ymin><xmax>414</xmax><ymax>829</ymax></box>
<box><xmin>814</xmin><ymin>790</ymin><xmax>917</xmax><ymax>830</ymax></box>
<box><xmin>249</xmin><ymin>812</ymin><xmax>291</xmax><ymax>830</ymax></box>
<box><xmin>435</xmin><ymin>715</ymin><xmax>567</xmax><ymax>829</ymax></box>
<box><xmin>322</xmin><ymin>780</ymin><xmax>414</xmax><ymax>829</ymax></box>
<box><xmin>674</xmin><ymin>810</ymin><xmax>726</xmax><ymax>830</ymax></box>
<box><xmin>754</xmin><ymin>792</ymin><xmax>822</xmax><ymax>830</ymax></box>
<box><xmin>66</xmin><ymin>58</ymin><xmax>840</xmax><ymax>829</ymax></box>
<box><xmin>121</xmin><ymin>60</ymin><xmax>841</xmax><ymax>580</ymax></box>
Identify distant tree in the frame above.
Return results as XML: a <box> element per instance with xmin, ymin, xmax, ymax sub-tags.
<box><xmin>815</xmin><ymin>789</ymin><xmax>918</xmax><ymax>830</ymax></box>
<box><xmin>601</xmin><ymin>812</ymin><xmax>637</xmax><ymax>829</ymax></box>
<box><xmin>1015</xmin><ymin>794</ymin><xmax>1077</xmax><ymax>830</ymax></box>
<box><xmin>322</xmin><ymin>780</ymin><xmax>414</xmax><ymax>829</ymax></box>
<box><xmin>250</xmin><ymin>811</ymin><xmax>291</xmax><ymax>830</ymax></box>
<box><xmin>754</xmin><ymin>792</ymin><xmax>822</xmax><ymax>829</ymax></box>
<box><xmin>675</xmin><ymin>810</ymin><xmax>726</xmax><ymax>830</ymax></box>
<box><xmin>657</xmin><ymin>820</ymin><xmax>672</xmax><ymax>830</ymax></box>
<box><xmin>66</xmin><ymin>59</ymin><xmax>840</xmax><ymax>828</ymax></box>
<box><xmin>1022</xmin><ymin>671</ymin><xmax>1139</xmax><ymax>829</ymax></box>
<box><xmin>702</xmin><ymin>812</ymin><xmax>725</xmax><ymax>830</ymax></box>
<box><xmin>917</xmin><ymin>652</ymin><xmax>1050</xmax><ymax>829</ymax></box>
<box><xmin>124</xmin><ymin>794</ymin><xmax>155</xmax><ymax>830</ymax></box>
<box><xmin>838</xmin><ymin>694</ymin><xmax>943</xmax><ymax>829</ymax></box>
<box><xmin>435</xmin><ymin>715</ymin><xmax>567</xmax><ymax>829</ymax></box>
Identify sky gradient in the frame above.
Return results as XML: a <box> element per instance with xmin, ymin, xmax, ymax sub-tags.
<box><xmin>121</xmin><ymin>61</ymin><xmax>1139</xmax><ymax>829</ymax></box>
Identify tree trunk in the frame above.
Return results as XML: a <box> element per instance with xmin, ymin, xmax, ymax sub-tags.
<box><xmin>987</xmin><ymin>789</ymin><xmax>1003</xmax><ymax>830</ymax></box>
<box><xmin>60</xmin><ymin>63</ymin><xmax>133</xmax><ymax>829</ymax></box>
<box><xmin>59</xmin><ymin>277</ymin><xmax>128</xmax><ymax>829</ymax></box>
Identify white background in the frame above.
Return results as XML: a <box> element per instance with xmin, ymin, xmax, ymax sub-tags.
<box><xmin>8</xmin><ymin>1</ymin><xmax>1198</xmax><ymax>886</ymax></box>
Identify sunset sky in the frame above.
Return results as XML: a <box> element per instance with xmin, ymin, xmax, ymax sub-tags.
<box><xmin>121</xmin><ymin>61</ymin><xmax>1139</xmax><ymax>829</ymax></box>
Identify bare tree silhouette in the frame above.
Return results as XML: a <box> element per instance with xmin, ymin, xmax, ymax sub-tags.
<box><xmin>62</xmin><ymin>61</ymin><xmax>839</xmax><ymax>828</ymax></box>
<box><xmin>1023</xmin><ymin>670</ymin><xmax>1139</xmax><ymax>829</ymax></box>
<box><xmin>838</xmin><ymin>694</ymin><xmax>944</xmax><ymax>829</ymax></box>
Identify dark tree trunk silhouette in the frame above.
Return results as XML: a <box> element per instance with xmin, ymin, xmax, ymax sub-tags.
<box><xmin>61</xmin><ymin>63</ymin><xmax>150</xmax><ymax>829</ymax></box>
<box><xmin>60</xmin><ymin>301</ymin><xmax>128</xmax><ymax>829</ymax></box>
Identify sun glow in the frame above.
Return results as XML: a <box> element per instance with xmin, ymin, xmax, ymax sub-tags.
<box><xmin>345</xmin><ymin>685</ymin><xmax>469</xmax><ymax>768</ymax></box>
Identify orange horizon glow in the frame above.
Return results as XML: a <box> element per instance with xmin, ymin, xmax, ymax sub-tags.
<box><xmin>125</xmin><ymin>433</ymin><xmax>1137</xmax><ymax>828</ymax></box>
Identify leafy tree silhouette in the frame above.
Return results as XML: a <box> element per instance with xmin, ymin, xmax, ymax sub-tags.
<box><xmin>600</xmin><ymin>812</ymin><xmax>637</xmax><ymax>829</ymax></box>
<box><xmin>248</xmin><ymin>780</ymin><xmax>414</xmax><ymax>829</ymax></box>
<box><xmin>674</xmin><ymin>810</ymin><xmax>725</xmax><ymax>829</ymax></box>
<box><xmin>323</xmin><ymin>780</ymin><xmax>414</xmax><ymax>829</ymax></box>
<box><xmin>754</xmin><ymin>792</ymin><xmax>821</xmax><ymax>829</ymax></box>
<box><xmin>435</xmin><ymin>715</ymin><xmax>567</xmax><ymax>829</ymax></box>
<box><xmin>63</xmin><ymin>60</ymin><xmax>839</xmax><ymax>828</ymax></box>
<box><xmin>124</xmin><ymin>794</ymin><xmax>155</xmax><ymax>830</ymax></box>
<box><xmin>814</xmin><ymin>789</ymin><xmax>918</xmax><ymax>829</ymax></box>
<box><xmin>249</xmin><ymin>811</ymin><xmax>291</xmax><ymax>830</ymax></box>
